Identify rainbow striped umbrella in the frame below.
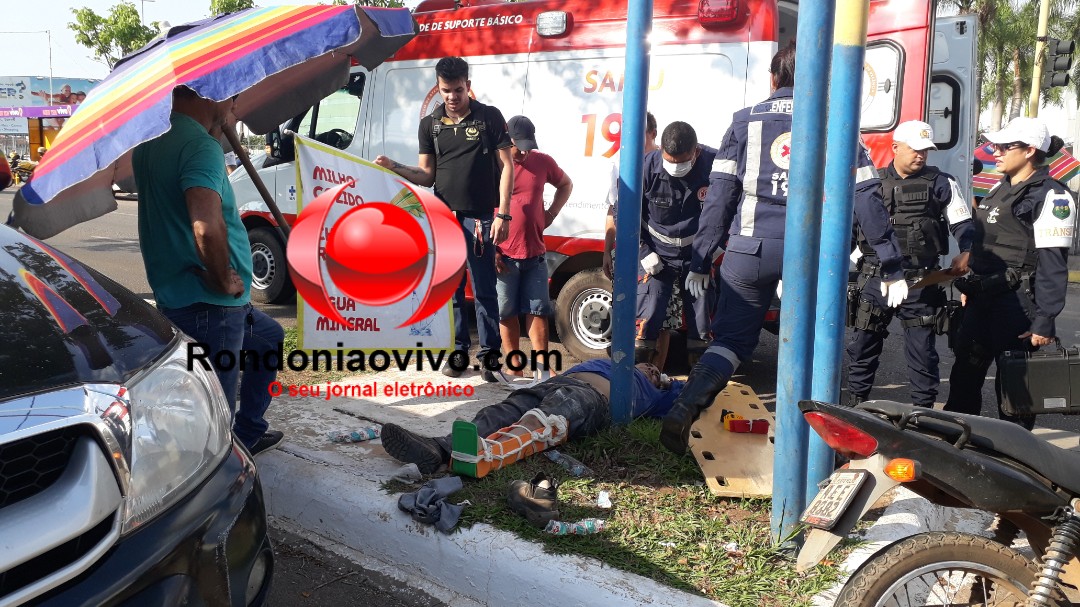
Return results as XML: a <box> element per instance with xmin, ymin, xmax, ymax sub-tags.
<box><xmin>12</xmin><ymin>4</ymin><xmax>416</xmax><ymax>239</ymax></box>
<box><xmin>972</xmin><ymin>141</ymin><xmax>1080</xmax><ymax>198</ymax></box>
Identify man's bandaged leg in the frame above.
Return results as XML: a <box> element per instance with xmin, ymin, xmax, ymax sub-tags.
<box><xmin>451</xmin><ymin>408</ymin><xmax>569</xmax><ymax>478</ymax></box>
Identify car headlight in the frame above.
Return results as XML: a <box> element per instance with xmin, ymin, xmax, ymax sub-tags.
<box><xmin>121</xmin><ymin>339</ymin><xmax>232</xmax><ymax>534</ymax></box>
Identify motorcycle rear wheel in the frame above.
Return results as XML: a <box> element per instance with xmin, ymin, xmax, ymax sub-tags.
<box><xmin>835</xmin><ymin>531</ymin><xmax>1044</xmax><ymax>607</ymax></box>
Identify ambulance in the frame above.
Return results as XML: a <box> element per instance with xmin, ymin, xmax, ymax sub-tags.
<box><xmin>230</xmin><ymin>0</ymin><xmax>976</xmax><ymax>361</ymax></box>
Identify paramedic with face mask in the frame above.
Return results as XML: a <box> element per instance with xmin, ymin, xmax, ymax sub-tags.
<box><xmin>661</xmin><ymin>42</ymin><xmax>907</xmax><ymax>455</ymax></box>
<box><xmin>633</xmin><ymin>121</ymin><xmax>718</xmax><ymax>368</ymax></box>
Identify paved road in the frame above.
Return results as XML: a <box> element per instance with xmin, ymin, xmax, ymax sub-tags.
<box><xmin>4</xmin><ymin>187</ymin><xmax>1079</xmax><ymax>426</ymax></box>
<box><xmin>269</xmin><ymin>525</ymin><xmax>443</xmax><ymax>607</ymax></box>
<box><xmin>0</xmin><ymin>190</ymin><xmax>299</xmax><ymax>328</ymax></box>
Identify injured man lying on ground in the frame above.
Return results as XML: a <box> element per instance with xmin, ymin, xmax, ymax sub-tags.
<box><xmin>381</xmin><ymin>359</ymin><xmax>685</xmax><ymax>476</ymax></box>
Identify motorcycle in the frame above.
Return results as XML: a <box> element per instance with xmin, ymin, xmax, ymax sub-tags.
<box><xmin>11</xmin><ymin>158</ymin><xmax>35</xmax><ymax>185</ymax></box>
<box><xmin>796</xmin><ymin>399</ymin><xmax>1080</xmax><ymax>606</ymax></box>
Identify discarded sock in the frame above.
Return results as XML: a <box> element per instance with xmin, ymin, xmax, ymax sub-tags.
<box><xmin>397</xmin><ymin>476</ymin><xmax>467</xmax><ymax>533</ymax></box>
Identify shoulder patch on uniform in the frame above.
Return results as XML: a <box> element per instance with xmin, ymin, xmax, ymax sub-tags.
<box><xmin>1033</xmin><ymin>188</ymin><xmax>1077</xmax><ymax>249</ymax></box>
<box><xmin>770</xmin><ymin>132</ymin><xmax>792</xmax><ymax>170</ymax></box>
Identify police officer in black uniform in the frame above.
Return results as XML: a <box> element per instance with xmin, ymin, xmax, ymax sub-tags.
<box><xmin>660</xmin><ymin>42</ymin><xmax>908</xmax><ymax>454</ymax></box>
<box><xmin>945</xmin><ymin>117</ymin><xmax>1076</xmax><ymax>420</ymax></box>
<box><xmin>634</xmin><ymin>121</ymin><xmax>717</xmax><ymax>366</ymax></box>
<box><xmin>846</xmin><ymin>121</ymin><xmax>975</xmax><ymax>407</ymax></box>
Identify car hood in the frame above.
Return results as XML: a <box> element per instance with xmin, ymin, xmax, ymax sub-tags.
<box><xmin>0</xmin><ymin>225</ymin><xmax>176</xmax><ymax>400</ymax></box>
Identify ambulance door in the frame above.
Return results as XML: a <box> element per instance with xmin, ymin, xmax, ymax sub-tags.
<box><xmin>926</xmin><ymin>15</ymin><xmax>978</xmax><ymax>203</ymax></box>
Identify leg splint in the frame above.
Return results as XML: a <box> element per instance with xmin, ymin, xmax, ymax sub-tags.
<box><xmin>450</xmin><ymin>409</ymin><xmax>569</xmax><ymax>478</ymax></box>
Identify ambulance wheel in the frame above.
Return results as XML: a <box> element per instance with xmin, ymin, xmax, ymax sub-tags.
<box><xmin>249</xmin><ymin>227</ymin><xmax>295</xmax><ymax>304</ymax></box>
<box><xmin>555</xmin><ymin>269</ymin><xmax>611</xmax><ymax>361</ymax></box>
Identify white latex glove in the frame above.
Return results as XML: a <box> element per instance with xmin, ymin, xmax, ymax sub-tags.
<box><xmin>641</xmin><ymin>252</ymin><xmax>663</xmax><ymax>276</ymax></box>
<box><xmin>776</xmin><ymin>279</ymin><xmax>783</xmax><ymax>299</ymax></box>
<box><xmin>685</xmin><ymin>271</ymin><xmax>710</xmax><ymax>299</ymax></box>
<box><xmin>881</xmin><ymin>278</ymin><xmax>909</xmax><ymax>308</ymax></box>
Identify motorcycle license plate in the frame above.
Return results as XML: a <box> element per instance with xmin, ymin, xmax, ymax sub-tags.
<box><xmin>800</xmin><ymin>469</ymin><xmax>868</xmax><ymax>530</ymax></box>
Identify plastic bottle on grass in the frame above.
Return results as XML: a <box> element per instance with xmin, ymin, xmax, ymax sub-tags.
<box><xmin>544</xmin><ymin>519</ymin><xmax>606</xmax><ymax>535</ymax></box>
<box><xmin>544</xmin><ymin>449</ymin><xmax>593</xmax><ymax>477</ymax></box>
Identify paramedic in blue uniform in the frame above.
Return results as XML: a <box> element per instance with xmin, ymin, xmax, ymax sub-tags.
<box><xmin>660</xmin><ymin>42</ymin><xmax>908</xmax><ymax>454</ymax></box>
<box><xmin>634</xmin><ymin>121</ymin><xmax>717</xmax><ymax>366</ymax></box>
<box><xmin>846</xmin><ymin>121</ymin><xmax>975</xmax><ymax>408</ymax></box>
<box><xmin>944</xmin><ymin>117</ymin><xmax>1076</xmax><ymax>419</ymax></box>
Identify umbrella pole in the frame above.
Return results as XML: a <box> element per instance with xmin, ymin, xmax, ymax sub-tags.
<box><xmin>223</xmin><ymin>123</ymin><xmax>291</xmax><ymax>241</ymax></box>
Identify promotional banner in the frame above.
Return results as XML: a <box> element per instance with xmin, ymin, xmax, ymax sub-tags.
<box><xmin>0</xmin><ymin>77</ymin><xmax>99</xmax><ymax>134</ymax></box>
<box><xmin>294</xmin><ymin>135</ymin><xmax>455</xmax><ymax>351</ymax></box>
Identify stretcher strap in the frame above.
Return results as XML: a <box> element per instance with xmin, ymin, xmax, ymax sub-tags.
<box><xmin>450</xmin><ymin>409</ymin><xmax>567</xmax><ymax>464</ymax></box>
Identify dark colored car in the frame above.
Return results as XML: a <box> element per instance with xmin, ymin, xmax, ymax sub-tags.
<box><xmin>0</xmin><ymin>224</ymin><xmax>273</xmax><ymax>606</ymax></box>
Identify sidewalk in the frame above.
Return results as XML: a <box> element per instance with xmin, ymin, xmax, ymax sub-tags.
<box><xmin>257</xmin><ymin>368</ymin><xmax>726</xmax><ymax>607</ymax></box>
<box><xmin>256</xmin><ymin>367</ymin><xmax>1080</xmax><ymax>606</ymax></box>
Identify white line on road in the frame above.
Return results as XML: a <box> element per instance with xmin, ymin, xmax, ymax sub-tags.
<box><xmin>89</xmin><ymin>236</ymin><xmax>139</xmax><ymax>243</ymax></box>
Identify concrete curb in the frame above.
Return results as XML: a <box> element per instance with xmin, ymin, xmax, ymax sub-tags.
<box><xmin>257</xmin><ymin>369</ymin><xmax>726</xmax><ymax>607</ymax></box>
<box><xmin>259</xmin><ymin>444</ymin><xmax>725</xmax><ymax>607</ymax></box>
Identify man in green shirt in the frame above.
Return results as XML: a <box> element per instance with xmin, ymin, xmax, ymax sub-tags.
<box><xmin>133</xmin><ymin>85</ymin><xmax>284</xmax><ymax>455</ymax></box>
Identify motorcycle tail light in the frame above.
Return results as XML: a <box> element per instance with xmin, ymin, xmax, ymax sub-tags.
<box><xmin>885</xmin><ymin>458</ymin><xmax>919</xmax><ymax>482</ymax></box>
<box><xmin>804</xmin><ymin>411</ymin><xmax>878</xmax><ymax>458</ymax></box>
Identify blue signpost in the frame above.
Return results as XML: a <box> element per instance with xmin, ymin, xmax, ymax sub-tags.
<box><xmin>809</xmin><ymin>0</ymin><xmax>874</xmax><ymax>502</ymax></box>
<box><xmin>610</xmin><ymin>0</ymin><xmax>653</xmax><ymax>424</ymax></box>
<box><xmin>772</xmin><ymin>0</ymin><xmax>836</xmax><ymax>543</ymax></box>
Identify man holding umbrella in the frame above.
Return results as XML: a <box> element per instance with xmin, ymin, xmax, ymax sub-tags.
<box><xmin>132</xmin><ymin>85</ymin><xmax>285</xmax><ymax>456</ymax></box>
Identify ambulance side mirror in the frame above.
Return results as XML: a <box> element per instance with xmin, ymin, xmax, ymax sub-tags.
<box><xmin>264</xmin><ymin>128</ymin><xmax>295</xmax><ymax>166</ymax></box>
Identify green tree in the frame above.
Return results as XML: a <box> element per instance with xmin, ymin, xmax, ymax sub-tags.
<box><xmin>69</xmin><ymin>2</ymin><xmax>157</xmax><ymax>69</ymax></box>
<box><xmin>938</xmin><ymin>0</ymin><xmax>1078</xmax><ymax>126</ymax></box>
<box><xmin>210</xmin><ymin>0</ymin><xmax>254</xmax><ymax>15</ymax></box>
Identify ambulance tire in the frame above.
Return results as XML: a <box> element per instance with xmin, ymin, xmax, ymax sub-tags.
<box><xmin>555</xmin><ymin>269</ymin><xmax>611</xmax><ymax>361</ymax></box>
<box><xmin>249</xmin><ymin>227</ymin><xmax>295</xmax><ymax>304</ymax></box>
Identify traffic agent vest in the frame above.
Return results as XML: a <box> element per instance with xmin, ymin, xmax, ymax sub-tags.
<box><xmin>859</xmin><ymin>166</ymin><xmax>945</xmax><ymax>265</ymax></box>
<box><xmin>970</xmin><ymin>178</ymin><xmax>1044</xmax><ymax>276</ymax></box>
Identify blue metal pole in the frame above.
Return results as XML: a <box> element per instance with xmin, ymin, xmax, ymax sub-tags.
<box><xmin>808</xmin><ymin>0</ymin><xmax>873</xmax><ymax>504</ymax></box>
<box><xmin>772</xmin><ymin>0</ymin><xmax>836</xmax><ymax>544</ymax></box>
<box><xmin>610</xmin><ymin>0</ymin><xmax>652</xmax><ymax>425</ymax></box>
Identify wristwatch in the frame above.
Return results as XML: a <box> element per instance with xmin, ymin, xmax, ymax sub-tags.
<box><xmin>496</xmin><ymin>213</ymin><xmax>512</xmax><ymax>221</ymax></box>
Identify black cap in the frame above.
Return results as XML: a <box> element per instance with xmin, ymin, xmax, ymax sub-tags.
<box><xmin>507</xmin><ymin>115</ymin><xmax>538</xmax><ymax>151</ymax></box>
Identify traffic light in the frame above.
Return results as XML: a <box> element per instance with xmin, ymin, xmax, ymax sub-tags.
<box><xmin>1043</xmin><ymin>38</ymin><xmax>1075</xmax><ymax>90</ymax></box>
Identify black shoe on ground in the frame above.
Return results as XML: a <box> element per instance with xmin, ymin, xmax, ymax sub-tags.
<box><xmin>659</xmin><ymin>363</ymin><xmax>729</xmax><ymax>455</ymax></box>
<box><xmin>507</xmin><ymin>472</ymin><xmax>560</xmax><ymax>527</ymax></box>
<box><xmin>442</xmin><ymin>364</ymin><xmax>464</xmax><ymax>378</ymax></box>
<box><xmin>381</xmin><ymin>423</ymin><xmax>447</xmax><ymax>474</ymax></box>
<box><xmin>249</xmin><ymin>430</ymin><xmax>284</xmax><ymax>456</ymax></box>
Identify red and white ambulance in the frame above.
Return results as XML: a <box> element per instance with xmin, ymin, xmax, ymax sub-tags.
<box><xmin>231</xmin><ymin>0</ymin><xmax>976</xmax><ymax>360</ymax></box>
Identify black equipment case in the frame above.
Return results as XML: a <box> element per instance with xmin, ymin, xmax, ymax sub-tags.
<box><xmin>999</xmin><ymin>346</ymin><xmax>1080</xmax><ymax>415</ymax></box>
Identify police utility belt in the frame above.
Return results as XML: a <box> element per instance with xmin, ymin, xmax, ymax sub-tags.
<box><xmin>855</xmin><ymin>256</ymin><xmax>934</xmax><ymax>283</ymax></box>
<box><xmin>953</xmin><ymin>267</ymin><xmax>1031</xmax><ymax>297</ymax></box>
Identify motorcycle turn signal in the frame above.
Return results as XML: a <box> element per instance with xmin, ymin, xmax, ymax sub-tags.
<box><xmin>884</xmin><ymin>458</ymin><xmax>919</xmax><ymax>482</ymax></box>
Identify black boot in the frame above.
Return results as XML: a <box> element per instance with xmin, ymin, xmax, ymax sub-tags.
<box><xmin>660</xmin><ymin>363</ymin><xmax>729</xmax><ymax>455</ymax></box>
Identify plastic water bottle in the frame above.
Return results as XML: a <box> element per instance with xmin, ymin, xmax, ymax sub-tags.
<box><xmin>544</xmin><ymin>519</ymin><xmax>606</xmax><ymax>535</ymax></box>
<box><xmin>544</xmin><ymin>450</ymin><xmax>593</xmax><ymax>477</ymax></box>
<box><xmin>328</xmin><ymin>425</ymin><xmax>381</xmax><ymax>443</ymax></box>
